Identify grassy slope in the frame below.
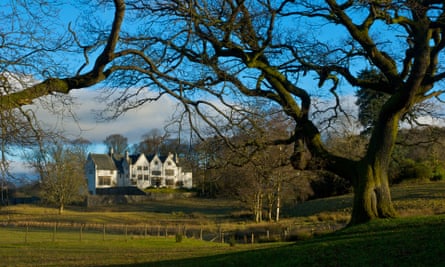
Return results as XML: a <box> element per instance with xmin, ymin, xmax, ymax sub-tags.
<box><xmin>1</xmin><ymin>181</ymin><xmax>445</xmax><ymax>266</ymax></box>
<box><xmin>153</xmin><ymin>215</ymin><xmax>445</xmax><ymax>267</ymax></box>
<box><xmin>2</xmin><ymin>215</ymin><xmax>442</xmax><ymax>267</ymax></box>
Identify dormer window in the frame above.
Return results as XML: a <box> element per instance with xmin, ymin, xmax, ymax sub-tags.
<box><xmin>154</xmin><ymin>160</ymin><xmax>159</xmax><ymax>165</ymax></box>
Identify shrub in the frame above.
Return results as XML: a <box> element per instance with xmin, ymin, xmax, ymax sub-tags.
<box><xmin>396</xmin><ymin>159</ymin><xmax>434</xmax><ymax>182</ymax></box>
<box><xmin>175</xmin><ymin>233</ymin><xmax>183</xmax><ymax>243</ymax></box>
<box><xmin>228</xmin><ymin>235</ymin><xmax>236</xmax><ymax>247</ymax></box>
<box><xmin>286</xmin><ymin>231</ymin><xmax>313</xmax><ymax>242</ymax></box>
<box><xmin>413</xmin><ymin>162</ymin><xmax>433</xmax><ymax>180</ymax></box>
<box><xmin>431</xmin><ymin>164</ymin><xmax>445</xmax><ymax>181</ymax></box>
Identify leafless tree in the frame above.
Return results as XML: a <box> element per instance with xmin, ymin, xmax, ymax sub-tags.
<box><xmin>99</xmin><ymin>1</ymin><xmax>445</xmax><ymax>225</ymax></box>
<box><xmin>104</xmin><ymin>133</ymin><xmax>128</xmax><ymax>155</ymax></box>
<box><xmin>29</xmin><ymin>140</ymin><xmax>87</xmax><ymax>214</ymax></box>
<box><xmin>0</xmin><ymin>0</ymin><xmax>127</xmax><ymax>196</ymax></box>
<box><xmin>2</xmin><ymin>1</ymin><xmax>445</xmax><ymax>225</ymax></box>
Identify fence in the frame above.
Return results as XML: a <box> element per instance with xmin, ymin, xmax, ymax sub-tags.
<box><xmin>1</xmin><ymin>220</ymin><xmax>339</xmax><ymax>244</ymax></box>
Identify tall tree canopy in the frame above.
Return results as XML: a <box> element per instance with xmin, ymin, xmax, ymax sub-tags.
<box><xmin>104</xmin><ymin>134</ymin><xmax>128</xmax><ymax>155</ymax></box>
<box><xmin>1</xmin><ymin>1</ymin><xmax>445</xmax><ymax>225</ymax></box>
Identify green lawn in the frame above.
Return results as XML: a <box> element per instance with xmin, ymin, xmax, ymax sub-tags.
<box><xmin>1</xmin><ymin>214</ymin><xmax>444</xmax><ymax>266</ymax></box>
<box><xmin>0</xmin><ymin>227</ymin><xmax>287</xmax><ymax>267</ymax></box>
<box><xmin>1</xmin><ymin>181</ymin><xmax>445</xmax><ymax>266</ymax></box>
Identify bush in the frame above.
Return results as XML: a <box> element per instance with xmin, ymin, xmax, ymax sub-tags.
<box><xmin>175</xmin><ymin>233</ymin><xmax>183</xmax><ymax>243</ymax></box>
<box><xmin>431</xmin><ymin>164</ymin><xmax>445</xmax><ymax>181</ymax></box>
<box><xmin>228</xmin><ymin>235</ymin><xmax>236</xmax><ymax>247</ymax></box>
<box><xmin>395</xmin><ymin>159</ymin><xmax>433</xmax><ymax>182</ymax></box>
<box><xmin>286</xmin><ymin>231</ymin><xmax>313</xmax><ymax>242</ymax></box>
<box><xmin>309</xmin><ymin>171</ymin><xmax>351</xmax><ymax>199</ymax></box>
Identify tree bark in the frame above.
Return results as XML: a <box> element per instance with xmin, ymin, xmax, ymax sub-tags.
<box><xmin>59</xmin><ymin>203</ymin><xmax>64</xmax><ymax>215</ymax></box>
<box><xmin>347</xmin><ymin>102</ymin><xmax>404</xmax><ymax>224</ymax></box>
<box><xmin>349</xmin><ymin>162</ymin><xmax>396</xmax><ymax>225</ymax></box>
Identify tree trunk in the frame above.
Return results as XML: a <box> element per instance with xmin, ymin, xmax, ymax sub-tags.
<box><xmin>267</xmin><ymin>192</ymin><xmax>273</xmax><ymax>222</ymax></box>
<box><xmin>349</xmin><ymin>162</ymin><xmax>396</xmax><ymax>225</ymax></box>
<box><xmin>275</xmin><ymin>181</ymin><xmax>281</xmax><ymax>222</ymax></box>
<box><xmin>253</xmin><ymin>192</ymin><xmax>263</xmax><ymax>223</ymax></box>
<box><xmin>348</xmin><ymin>111</ymin><xmax>401</xmax><ymax>224</ymax></box>
<box><xmin>59</xmin><ymin>203</ymin><xmax>64</xmax><ymax>215</ymax></box>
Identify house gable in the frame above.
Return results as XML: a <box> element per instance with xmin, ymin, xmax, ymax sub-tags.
<box><xmin>86</xmin><ymin>150</ymin><xmax>193</xmax><ymax>194</ymax></box>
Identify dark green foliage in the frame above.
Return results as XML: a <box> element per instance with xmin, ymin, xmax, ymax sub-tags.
<box><xmin>309</xmin><ymin>172</ymin><xmax>351</xmax><ymax>199</ymax></box>
<box><xmin>431</xmin><ymin>165</ymin><xmax>445</xmax><ymax>181</ymax></box>
<box><xmin>355</xmin><ymin>69</ymin><xmax>389</xmax><ymax>135</ymax></box>
<box><xmin>393</xmin><ymin>159</ymin><xmax>433</xmax><ymax>182</ymax></box>
<box><xmin>228</xmin><ymin>235</ymin><xmax>236</xmax><ymax>247</ymax></box>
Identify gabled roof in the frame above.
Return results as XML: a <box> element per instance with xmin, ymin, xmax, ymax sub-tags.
<box><xmin>128</xmin><ymin>154</ymin><xmax>141</xmax><ymax>164</ymax></box>
<box><xmin>89</xmin><ymin>154</ymin><xmax>117</xmax><ymax>170</ymax></box>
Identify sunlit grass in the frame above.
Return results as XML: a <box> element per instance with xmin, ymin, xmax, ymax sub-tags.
<box><xmin>0</xmin><ymin>227</ymin><xmax>288</xmax><ymax>267</ymax></box>
<box><xmin>1</xmin><ymin>181</ymin><xmax>445</xmax><ymax>266</ymax></box>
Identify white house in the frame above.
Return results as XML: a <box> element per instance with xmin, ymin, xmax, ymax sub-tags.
<box><xmin>85</xmin><ymin>149</ymin><xmax>193</xmax><ymax>195</ymax></box>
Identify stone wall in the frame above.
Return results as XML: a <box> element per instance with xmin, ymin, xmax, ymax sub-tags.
<box><xmin>86</xmin><ymin>192</ymin><xmax>196</xmax><ymax>207</ymax></box>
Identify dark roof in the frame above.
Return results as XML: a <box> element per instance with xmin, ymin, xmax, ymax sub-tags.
<box><xmin>89</xmin><ymin>154</ymin><xmax>117</xmax><ymax>170</ymax></box>
<box><xmin>126</xmin><ymin>154</ymin><xmax>138</xmax><ymax>164</ymax></box>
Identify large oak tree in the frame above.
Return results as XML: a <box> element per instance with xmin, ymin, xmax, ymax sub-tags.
<box><xmin>106</xmin><ymin>0</ymin><xmax>445</xmax><ymax>225</ymax></box>
<box><xmin>1</xmin><ymin>1</ymin><xmax>445</xmax><ymax>225</ymax></box>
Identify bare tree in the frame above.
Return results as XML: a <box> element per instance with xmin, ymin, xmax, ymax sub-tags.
<box><xmin>29</xmin><ymin>140</ymin><xmax>87</xmax><ymax>214</ymax></box>
<box><xmin>0</xmin><ymin>0</ymin><xmax>126</xmax><ymax>185</ymax></box>
<box><xmin>2</xmin><ymin>1</ymin><xmax>445</xmax><ymax>225</ymax></box>
<box><xmin>104</xmin><ymin>134</ymin><xmax>128</xmax><ymax>155</ymax></box>
<box><xmin>135</xmin><ymin>129</ymin><xmax>169</xmax><ymax>154</ymax></box>
<box><xmin>0</xmin><ymin>0</ymin><xmax>126</xmax><ymax>111</ymax></box>
<box><xmin>99</xmin><ymin>1</ymin><xmax>445</xmax><ymax>225</ymax></box>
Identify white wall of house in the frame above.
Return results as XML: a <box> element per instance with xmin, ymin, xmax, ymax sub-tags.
<box><xmin>95</xmin><ymin>169</ymin><xmax>118</xmax><ymax>188</ymax></box>
<box><xmin>131</xmin><ymin>154</ymin><xmax>151</xmax><ymax>188</ymax></box>
<box><xmin>181</xmin><ymin>172</ymin><xmax>193</xmax><ymax>189</ymax></box>
<box><xmin>150</xmin><ymin>154</ymin><xmax>164</xmax><ymax>187</ymax></box>
<box><xmin>86</xmin><ymin>151</ymin><xmax>192</xmax><ymax>194</ymax></box>
<box><xmin>85</xmin><ymin>159</ymin><xmax>96</xmax><ymax>194</ymax></box>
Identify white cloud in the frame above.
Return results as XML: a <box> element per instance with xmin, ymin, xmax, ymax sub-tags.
<box><xmin>32</xmin><ymin>89</ymin><xmax>180</xmax><ymax>147</ymax></box>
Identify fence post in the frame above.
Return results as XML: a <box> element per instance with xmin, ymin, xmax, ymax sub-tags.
<box><xmin>52</xmin><ymin>223</ymin><xmax>57</xmax><ymax>242</ymax></box>
<box><xmin>25</xmin><ymin>224</ymin><xmax>29</xmax><ymax>243</ymax></box>
<box><xmin>80</xmin><ymin>224</ymin><xmax>83</xmax><ymax>242</ymax></box>
<box><xmin>103</xmin><ymin>224</ymin><xmax>106</xmax><ymax>241</ymax></box>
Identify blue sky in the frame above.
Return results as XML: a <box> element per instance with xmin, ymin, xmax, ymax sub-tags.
<box><xmin>6</xmin><ymin>1</ymin><xmax>445</xmax><ymax>176</ymax></box>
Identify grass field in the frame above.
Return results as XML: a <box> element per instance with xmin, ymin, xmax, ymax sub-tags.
<box><xmin>1</xmin><ymin>181</ymin><xmax>445</xmax><ymax>266</ymax></box>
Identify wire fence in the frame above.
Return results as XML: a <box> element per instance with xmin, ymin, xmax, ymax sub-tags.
<box><xmin>1</xmin><ymin>220</ymin><xmax>341</xmax><ymax>244</ymax></box>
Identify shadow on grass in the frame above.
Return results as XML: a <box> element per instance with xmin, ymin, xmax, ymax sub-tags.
<box><xmin>104</xmin><ymin>214</ymin><xmax>445</xmax><ymax>267</ymax></box>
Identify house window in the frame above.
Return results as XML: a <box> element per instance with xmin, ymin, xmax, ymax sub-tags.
<box><xmin>144</xmin><ymin>175</ymin><xmax>149</xmax><ymax>181</ymax></box>
<box><xmin>98</xmin><ymin>176</ymin><xmax>111</xmax><ymax>186</ymax></box>
<box><xmin>152</xmin><ymin>178</ymin><xmax>161</xmax><ymax>187</ymax></box>
<box><xmin>138</xmin><ymin>175</ymin><xmax>143</xmax><ymax>180</ymax></box>
<box><xmin>167</xmin><ymin>161</ymin><xmax>172</xmax><ymax>166</ymax></box>
<box><xmin>137</xmin><ymin>166</ymin><xmax>142</xmax><ymax>170</ymax></box>
<box><xmin>154</xmin><ymin>160</ymin><xmax>159</xmax><ymax>165</ymax></box>
<box><xmin>152</xmin><ymin>170</ymin><xmax>161</xmax><ymax>176</ymax></box>
<box><xmin>144</xmin><ymin>166</ymin><xmax>148</xmax><ymax>170</ymax></box>
<box><xmin>166</xmin><ymin>179</ymin><xmax>174</xmax><ymax>186</ymax></box>
<box><xmin>165</xmin><ymin>169</ymin><xmax>174</xmax><ymax>176</ymax></box>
